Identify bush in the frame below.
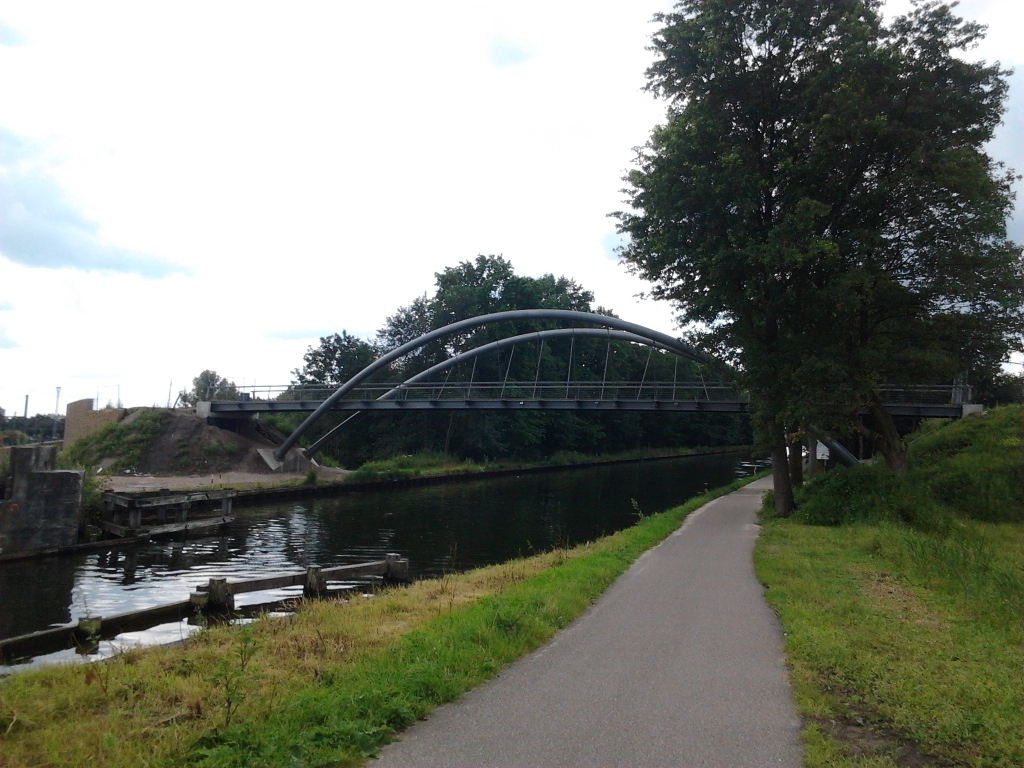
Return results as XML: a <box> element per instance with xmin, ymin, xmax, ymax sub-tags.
<box><xmin>796</xmin><ymin>405</ymin><xmax>1023</xmax><ymax>528</ymax></box>
<box><xmin>794</xmin><ymin>463</ymin><xmax>945</xmax><ymax>530</ymax></box>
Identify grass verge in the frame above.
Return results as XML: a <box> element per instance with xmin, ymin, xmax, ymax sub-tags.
<box><xmin>0</xmin><ymin>475</ymin><xmax>762</xmax><ymax>767</ymax></box>
<box><xmin>755</xmin><ymin>406</ymin><xmax>1024</xmax><ymax>766</ymax></box>
<box><xmin>344</xmin><ymin>445</ymin><xmax>749</xmax><ymax>483</ymax></box>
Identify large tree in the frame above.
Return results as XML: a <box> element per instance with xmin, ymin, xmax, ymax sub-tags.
<box><xmin>615</xmin><ymin>0</ymin><xmax>1024</xmax><ymax>512</ymax></box>
<box><xmin>179</xmin><ymin>370</ymin><xmax>238</xmax><ymax>406</ymax></box>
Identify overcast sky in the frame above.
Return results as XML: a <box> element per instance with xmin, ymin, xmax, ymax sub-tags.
<box><xmin>1</xmin><ymin>1</ymin><xmax>1021</xmax><ymax>417</ymax></box>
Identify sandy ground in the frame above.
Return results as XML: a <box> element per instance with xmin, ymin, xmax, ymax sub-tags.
<box><xmin>100</xmin><ymin>466</ymin><xmax>350</xmax><ymax>493</ymax></box>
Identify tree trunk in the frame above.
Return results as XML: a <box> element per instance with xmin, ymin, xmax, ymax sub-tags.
<box><xmin>866</xmin><ymin>393</ymin><xmax>908</xmax><ymax>472</ymax></box>
<box><xmin>770</xmin><ymin>422</ymin><xmax>795</xmax><ymax>516</ymax></box>
<box><xmin>788</xmin><ymin>430</ymin><xmax>804</xmax><ymax>488</ymax></box>
<box><xmin>805</xmin><ymin>434</ymin><xmax>821</xmax><ymax>477</ymax></box>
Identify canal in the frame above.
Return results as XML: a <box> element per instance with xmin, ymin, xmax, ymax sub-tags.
<box><xmin>0</xmin><ymin>452</ymin><xmax>763</xmax><ymax>665</ymax></box>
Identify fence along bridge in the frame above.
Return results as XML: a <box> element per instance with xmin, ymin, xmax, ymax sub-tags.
<box><xmin>193</xmin><ymin>310</ymin><xmax>977</xmax><ymax>463</ymax></box>
<box><xmin>205</xmin><ymin>381</ymin><xmax>968</xmax><ymax>418</ymax></box>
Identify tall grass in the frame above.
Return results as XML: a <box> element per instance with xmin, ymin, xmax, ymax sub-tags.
<box><xmin>756</xmin><ymin>405</ymin><xmax>1024</xmax><ymax>766</ymax></box>
<box><xmin>791</xmin><ymin>406</ymin><xmax>1023</xmax><ymax>528</ymax></box>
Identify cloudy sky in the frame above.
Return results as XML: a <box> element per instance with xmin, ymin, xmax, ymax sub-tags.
<box><xmin>1</xmin><ymin>1</ymin><xmax>1021</xmax><ymax>416</ymax></box>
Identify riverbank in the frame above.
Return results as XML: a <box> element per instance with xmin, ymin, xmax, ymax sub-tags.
<box><xmin>755</xmin><ymin>406</ymin><xmax>1024</xmax><ymax>766</ymax></box>
<box><xmin>100</xmin><ymin>445</ymin><xmax>752</xmax><ymax>504</ymax></box>
<box><xmin>0</xmin><ymin>475</ymin><xmax>763</xmax><ymax>767</ymax></box>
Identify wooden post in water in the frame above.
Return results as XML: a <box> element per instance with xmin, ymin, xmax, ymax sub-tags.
<box><xmin>304</xmin><ymin>565</ymin><xmax>326</xmax><ymax>597</ymax></box>
<box><xmin>207</xmin><ymin>577</ymin><xmax>234</xmax><ymax>611</ymax></box>
<box><xmin>385</xmin><ymin>553</ymin><xmax>410</xmax><ymax>582</ymax></box>
<box><xmin>190</xmin><ymin>590</ymin><xmax>209</xmax><ymax>611</ymax></box>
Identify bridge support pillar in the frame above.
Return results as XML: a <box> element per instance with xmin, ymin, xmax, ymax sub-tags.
<box><xmin>256</xmin><ymin>446</ymin><xmax>314</xmax><ymax>474</ymax></box>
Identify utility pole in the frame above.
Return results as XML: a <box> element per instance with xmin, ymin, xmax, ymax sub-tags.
<box><xmin>23</xmin><ymin>394</ymin><xmax>28</xmax><ymax>419</ymax></box>
<box><xmin>52</xmin><ymin>387</ymin><xmax>61</xmax><ymax>440</ymax></box>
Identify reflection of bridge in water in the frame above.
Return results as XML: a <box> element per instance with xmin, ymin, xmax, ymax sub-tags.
<box><xmin>206</xmin><ymin>382</ymin><xmax>972</xmax><ymax>418</ymax></box>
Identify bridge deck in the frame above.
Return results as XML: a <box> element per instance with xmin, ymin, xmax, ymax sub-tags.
<box><xmin>203</xmin><ymin>382</ymin><xmax>970</xmax><ymax>419</ymax></box>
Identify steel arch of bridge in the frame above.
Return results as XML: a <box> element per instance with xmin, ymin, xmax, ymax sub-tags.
<box><xmin>275</xmin><ymin>309</ymin><xmax>718</xmax><ymax>461</ymax></box>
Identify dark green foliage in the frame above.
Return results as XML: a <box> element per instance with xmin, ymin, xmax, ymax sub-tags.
<box><xmin>179</xmin><ymin>371</ymin><xmax>238</xmax><ymax>406</ymax></box>
<box><xmin>615</xmin><ymin>0</ymin><xmax>1024</xmax><ymax>474</ymax></box>
<box><xmin>793</xmin><ymin>463</ymin><xmax>938</xmax><ymax>528</ymax></box>
<box><xmin>2</xmin><ymin>414</ymin><xmax>63</xmax><ymax>443</ymax></box>
<box><xmin>292</xmin><ymin>256</ymin><xmax>751</xmax><ymax>467</ymax></box>
<box><xmin>794</xmin><ymin>405</ymin><xmax>1023</xmax><ymax>527</ymax></box>
<box><xmin>292</xmin><ymin>331</ymin><xmax>380</xmax><ymax>388</ymax></box>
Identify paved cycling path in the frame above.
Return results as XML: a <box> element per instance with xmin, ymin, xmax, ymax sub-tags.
<box><xmin>375</xmin><ymin>476</ymin><xmax>803</xmax><ymax>767</ymax></box>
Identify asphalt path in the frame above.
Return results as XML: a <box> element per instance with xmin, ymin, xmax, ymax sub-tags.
<box><xmin>374</xmin><ymin>476</ymin><xmax>802</xmax><ymax>768</ymax></box>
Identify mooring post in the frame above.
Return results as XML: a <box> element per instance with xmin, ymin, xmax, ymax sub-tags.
<box><xmin>304</xmin><ymin>565</ymin><xmax>327</xmax><ymax>597</ymax></box>
<box><xmin>207</xmin><ymin>577</ymin><xmax>234</xmax><ymax>611</ymax></box>
<box><xmin>190</xmin><ymin>589</ymin><xmax>209</xmax><ymax>611</ymax></box>
<box><xmin>385</xmin><ymin>552</ymin><xmax>410</xmax><ymax>582</ymax></box>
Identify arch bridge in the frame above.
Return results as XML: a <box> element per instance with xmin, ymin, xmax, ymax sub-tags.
<box><xmin>197</xmin><ymin>310</ymin><xmax>977</xmax><ymax>460</ymax></box>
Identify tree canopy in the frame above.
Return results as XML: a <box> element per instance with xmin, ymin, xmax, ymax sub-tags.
<box><xmin>614</xmin><ymin>0</ymin><xmax>1024</xmax><ymax>508</ymax></box>
<box><xmin>179</xmin><ymin>370</ymin><xmax>238</xmax><ymax>406</ymax></box>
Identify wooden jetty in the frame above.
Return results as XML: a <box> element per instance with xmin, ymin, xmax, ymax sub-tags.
<box><xmin>0</xmin><ymin>554</ymin><xmax>410</xmax><ymax>665</ymax></box>
<box><xmin>99</xmin><ymin>489</ymin><xmax>237</xmax><ymax>538</ymax></box>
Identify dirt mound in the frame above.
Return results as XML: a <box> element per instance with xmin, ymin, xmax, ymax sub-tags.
<box><xmin>138</xmin><ymin>412</ymin><xmax>286</xmax><ymax>475</ymax></box>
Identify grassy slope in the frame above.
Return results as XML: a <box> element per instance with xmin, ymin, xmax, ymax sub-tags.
<box><xmin>0</xmin><ymin>476</ymin><xmax>761</xmax><ymax>768</ymax></box>
<box><xmin>756</xmin><ymin>406</ymin><xmax>1024</xmax><ymax>767</ymax></box>
<box><xmin>60</xmin><ymin>409</ymin><xmax>173</xmax><ymax>473</ymax></box>
<box><xmin>343</xmin><ymin>445</ymin><xmax>747</xmax><ymax>483</ymax></box>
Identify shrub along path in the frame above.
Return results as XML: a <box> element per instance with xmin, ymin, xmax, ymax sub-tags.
<box><xmin>374</xmin><ymin>476</ymin><xmax>803</xmax><ymax>767</ymax></box>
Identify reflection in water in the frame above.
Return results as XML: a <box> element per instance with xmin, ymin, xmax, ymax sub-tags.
<box><xmin>0</xmin><ymin>453</ymin><xmax>757</xmax><ymax>641</ymax></box>
<box><xmin>0</xmin><ymin>559</ymin><xmax>78</xmax><ymax>637</ymax></box>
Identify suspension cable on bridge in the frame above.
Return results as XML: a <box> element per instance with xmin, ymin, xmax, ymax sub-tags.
<box><xmin>601</xmin><ymin>330</ymin><xmax>612</xmax><ymax>401</ymax></box>
<box><xmin>500</xmin><ymin>344</ymin><xmax>515</xmax><ymax>399</ymax></box>
<box><xmin>638</xmin><ymin>346</ymin><xmax>654</xmax><ymax>400</ymax></box>
<box><xmin>532</xmin><ymin>339</ymin><xmax>544</xmax><ymax>400</ymax></box>
<box><xmin>566</xmin><ymin>330</ymin><xmax>575</xmax><ymax>399</ymax></box>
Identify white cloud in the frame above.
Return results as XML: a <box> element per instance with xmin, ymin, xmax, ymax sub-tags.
<box><xmin>0</xmin><ymin>0</ymin><xmax>1019</xmax><ymax>415</ymax></box>
<box><xmin>0</xmin><ymin>19</ymin><xmax>26</xmax><ymax>46</ymax></box>
<box><xmin>0</xmin><ymin>130</ymin><xmax>189</xmax><ymax>277</ymax></box>
<box><xmin>489</xmin><ymin>36</ymin><xmax>533</xmax><ymax>68</ymax></box>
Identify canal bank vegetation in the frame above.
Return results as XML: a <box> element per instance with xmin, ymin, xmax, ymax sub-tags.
<box><xmin>756</xmin><ymin>405</ymin><xmax>1024</xmax><ymax>766</ymax></box>
<box><xmin>0</xmin><ymin>475</ymin><xmax>761</xmax><ymax>767</ymax></box>
<box><xmin>343</xmin><ymin>444</ymin><xmax>749</xmax><ymax>483</ymax></box>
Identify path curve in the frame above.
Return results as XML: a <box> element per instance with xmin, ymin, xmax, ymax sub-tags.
<box><xmin>374</xmin><ymin>476</ymin><xmax>801</xmax><ymax>767</ymax></box>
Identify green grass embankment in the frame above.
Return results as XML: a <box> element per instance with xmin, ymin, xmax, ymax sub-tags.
<box><xmin>0</xmin><ymin>475</ymin><xmax>763</xmax><ymax>767</ymax></box>
<box><xmin>756</xmin><ymin>406</ymin><xmax>1024</xmax><ymax>766</ymax></box>
<box><xmin>343</xmin><ymin>445</ymin><xmax>748</xmax><ymax>483</ymax></box>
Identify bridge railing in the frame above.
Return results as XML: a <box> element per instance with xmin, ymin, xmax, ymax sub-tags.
<box><xmin>212</xmin><ymin>382</ymin><xmax>964</xmax><ymax>406</ymax></box>
<box><xmin>214</xmin><ymin>381</ymin><xmax>745</xmax><ymax>404</ymax></box>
